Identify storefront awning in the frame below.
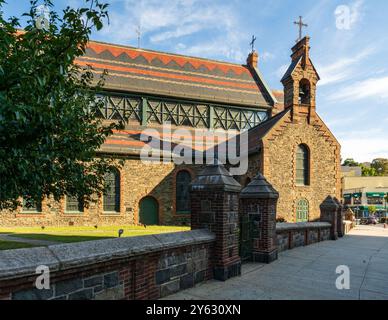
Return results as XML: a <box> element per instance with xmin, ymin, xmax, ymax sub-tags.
<box><xmin>353</xmin><ymin>193</ymin><xmax>362</xmax><ymax>198</ymax></box>
<box><xmin>366</xmin><ymin>192</ymin><xmax>386</xmax><ymax>197</ymax></box>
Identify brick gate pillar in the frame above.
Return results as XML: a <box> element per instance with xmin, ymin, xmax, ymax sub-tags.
<box><xmin>334</xmin><ymin>197</ymin><xmax>345</xmax><ymax>238</ymax></box>
<box><xmin>320</xmin><ymin>196</ymin><xmax>339</xmax><ymax>240</ymax></box>
<box><xmin>190</xmin><ymin>164</ymin><xmax>242</xmax><ymax>281</ymax></box>
<box><xmin>239</xmin><ymin>173</ymin><xmax>279</xmax><ymax>263</ymax></box>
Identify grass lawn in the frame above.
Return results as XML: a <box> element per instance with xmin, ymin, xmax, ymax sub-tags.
<box><xmin>0</xmin><ymin>240</ymin><xmax>35</xmax><ymax>251</ymax></box>
<box><xmin>0</xmin><ymin>225</ymin><xmax>190</xmax><ymax>244</ymax></box>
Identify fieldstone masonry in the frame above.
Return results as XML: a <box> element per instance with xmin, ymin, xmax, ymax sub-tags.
<box><xmin>276</xmin><ymin>222</ymin><xmax>331</xmax><ymax>252</ymax></box>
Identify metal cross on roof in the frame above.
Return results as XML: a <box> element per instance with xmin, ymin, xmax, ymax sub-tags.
<box><xmin>294</xmin><ymin>16</ymin><xmax>308</xmax><ymax>42</ymax></box>
<box><xmin>250</xmin><ymin>35</ymin><xmax>257</xmax><ymax>53</ymax></box>
<box><xmin>136</xmin><ymin>25</ymin><xmax>142</xmax><ymax>48</ymax></box>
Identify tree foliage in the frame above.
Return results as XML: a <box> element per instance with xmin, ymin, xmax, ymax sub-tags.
<box><xmin>342</xmin><ymin>158</ymin><xmax>388</xmax><ymax>177</ymax></box>
<box><xmin>0</xmin><ymin>0</ymin><xmax>123</xmax><ymax>209</ymax></box>
<box><xmin>342</xmin><ymin>158</ymin><xmax>359</xmax><ymax>167</ymax></box>
<box><xmin>371</xmin><ymin>158</ymin><xmax>388</xmax><ymax>176</ymax></box>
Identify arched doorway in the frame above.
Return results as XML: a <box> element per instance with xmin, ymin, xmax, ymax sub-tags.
<box><xmin>139</xmin><ymin>196</ymin><xmax>159</xmax><ymax>225</ymax></box>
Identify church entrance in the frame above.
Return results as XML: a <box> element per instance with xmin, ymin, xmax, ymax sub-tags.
<box><xmin>139</xmin><ymin>196</ymin><xmax>159</xmax><ymax>225</ymax></box>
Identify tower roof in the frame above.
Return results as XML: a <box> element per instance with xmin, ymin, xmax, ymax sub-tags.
<box><xmin>240</xmin><ymin>173</ymin><xmax>279</xmax><ymax>199</ymax></box>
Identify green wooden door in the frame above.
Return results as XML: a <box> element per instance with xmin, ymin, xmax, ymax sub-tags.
<box><xmin>139</xmin><ymin>197</ymin><xmax>159</xmax><ymax>225</ymax></box>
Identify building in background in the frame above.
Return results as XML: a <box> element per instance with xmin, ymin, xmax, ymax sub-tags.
<box><xmin>342</xmin><ymin>176</ymin><xmax>388</xmax><ymax>218</ymax></box>
<box><xmin>341</xmin><ymin>166</ymin><xmax>362</xmax><ymax>177</ymax></box>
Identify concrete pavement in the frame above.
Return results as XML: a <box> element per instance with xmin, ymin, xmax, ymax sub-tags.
<box><xmin>163</xmin><ymin>225</ymin><xmax>388</xmax><ymax>300</ymax></box>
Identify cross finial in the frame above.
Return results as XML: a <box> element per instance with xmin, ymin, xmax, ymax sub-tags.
<box><xmin>136</xmin><ymin>25</ymin><xmax>142</xmax><ymax>48</ymax></box>
<box><xmin>250</xmin><ymin>35</ymin><xmax>257</xmax><ymax>53</ymax></box>
<box><xmin>294</xmin><ymin>16</ymin><xmax>308</xmax><ymax>42</ymax></box>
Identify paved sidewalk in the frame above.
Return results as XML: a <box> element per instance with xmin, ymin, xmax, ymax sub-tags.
<box><xmin>0</xmin><ymin>234</ymin><xmax>60</xmax><ymax>246</ymax></box>
<box><xmin>163</xmin><ymin>225</ymin><xmax>388</xmax><ymax>300</ymax></box>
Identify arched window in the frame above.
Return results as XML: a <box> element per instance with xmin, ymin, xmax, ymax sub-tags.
<box><xmin>103</xmin><ymin>170</ymin><xmax>120</xmax><ymax>213</ymax></box>
<box><xmin>296</xmin><ymin>199</ymin><xmax>309</xmax><ymax>222</ymax></box>
<box><xmin>176</xmin><ymin>170</ymin><xmax>191</xmax><ymax>214</ymax></box>
<box><xmin>299</xmin><ymin>79</ymin><xmax>311</xmax><ymax>104</ymax></box>
<box><xmin>66</xmin><ymin>196</ymin><xmax>84</xmax><ymax>213</ymax></box>
<box><xmin>296</xmin><ymin>144</ymin><xmax>309</xmax><ymax>186</ymax></box>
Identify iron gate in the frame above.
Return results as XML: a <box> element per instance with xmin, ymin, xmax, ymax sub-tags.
<box><xmin>239</xmin><ymin>213</ymin><xmax>261</xmax><ymax>262</ymax></box>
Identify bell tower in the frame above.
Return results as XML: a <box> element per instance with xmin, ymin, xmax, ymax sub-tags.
<box><xmin>281</xmin><ymin>36</ymin><xmax>320</xmax><ymax>123</ymax></box>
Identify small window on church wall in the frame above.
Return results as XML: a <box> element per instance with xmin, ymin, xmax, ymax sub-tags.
<box><xmin>299</xmin><ymin>79</ymin><xmax>311</xmax><ymax>104</ymax></box>
<box><xmin>66</xmin><ymin>196</ymin><xmax>84</xmax><ymax>213</ymax></box>
<box><xmin>296</xmin><ymin>199</ymin><xmax>309</xmax><ymax>222</ymax></box>
<box><xmin>21</xmin><ymin>196</ymin><xmax>42</xmax><ymax>213</ymax></box>
<box><xmin>103</xmin><ymin>170</ymin><xmax>120</xmax><ymax>213</ymax></box>
<box><xmin>176</xmin><ymin>170</ymin><xmax>191</xmax><ymax>214</ymax></box>
<box><xmin>296</xmin><ymin>144</ymin><xmax>309</xmax><ymax>186</ymax></box>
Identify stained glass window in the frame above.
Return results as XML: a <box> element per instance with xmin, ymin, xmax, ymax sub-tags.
<box><xmin>296</xmin><ymin>144</ymin><xmax>309</xmax><ymax>186</ymax></box>
<box><xmin>103</xmin><ymin>170</ymin><xmax>120</xmax><ymax>213</ymax></box>
<box><xmin>176</xmin><ymin>170</ymin><xmax>191</xmax><ymax>213</ymax></box>
<box><xmin>296</xmin><ymin>199</ymin><xmax>309</xmax><ymax>222</ymax></box>
<box><xmin>65</xmin><ymin>196</ymin><xmax>84</xmax><ymax>213</ymax></box>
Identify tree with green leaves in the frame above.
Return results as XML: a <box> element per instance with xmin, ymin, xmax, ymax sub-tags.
<box><xmin>371</xmin><ymin>158</ymin><xmax>388</xmax><ymax>176</ymax></box>
<box><xmin>342</xmin><ymin>158</ymin><xmax>360</xmax><ymax>167</ymax></box>
<box><xmin>361</xmin><ymin>166</ymin><xmax>377</xmax><ymax>177</ymax></box>
<box><xmin>0</xmin><ymin>0</ymin><xmax>123</xmax><ymax>210</ymax></box>
<box><xmin>368</xmin><ymin>206</ymin><xmax>377</xmax><ymax>215</ymax></box>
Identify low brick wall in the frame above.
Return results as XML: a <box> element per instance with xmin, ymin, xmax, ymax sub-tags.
<box><xmin>0</xmin><ymin>230</ymin><xmax>215</xmax><ymax>300</ymax></box>
<box><xmin>276</xmin><ymin>222</ymin><xmax>331</xmax><ymax>252</ymax></box>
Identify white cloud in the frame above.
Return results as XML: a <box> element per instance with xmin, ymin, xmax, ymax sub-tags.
<box><xmin>275</xmin><ymin>64</ymin><xmax>288</xmax><ymax>79</ymax></box>
<box><xmin>317</xmin><ymin>46</ymin><xmax>374</xmax><ymax>86</ymax></box>
<box><xmin>179</xmin><ymin>30</ymin><xmax>247</xmax><ymax>62</ymax></box>
<box><xmin>150</xmin><ymin>24</ymin><xmax>203</xmax><ymax>43</ymax></box>
<box><xmin>327</xmin><ymin>76</ymin><xmax>388</xmax><ymax>102</ymax></box>
<box><xmin>261</xmin><ymin>51</ymin><xmax>275</xmax><ymax>62</ymax></box>
<box><xmin>340</xmin><ymin>137</ymin><xmax>388</xmax><ymax>163</ymax></box>
<box><xmin>94</xmin><ymin>0</ymin><xmax>245</xmax><ymax>62</ymax></box>
<box><xmin>349</xmin><ymin>0</ymin><xmax>364</xmax><ymax>28</ymax></box>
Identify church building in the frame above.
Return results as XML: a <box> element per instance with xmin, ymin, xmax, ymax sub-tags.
<box><xmin>0</xmin><ymin>35</ymin><xmax>341</xmax><ymax>227</ymax></box>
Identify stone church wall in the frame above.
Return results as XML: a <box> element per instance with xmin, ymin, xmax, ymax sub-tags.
<box><xmin>0</xmin><ymin>160</ymin><xmax>204</xmax><ymax>227</ymax></box>
<box><xmin>261</xmin><ymin>117</ymin><xmax>340</xmax><ymax>222</ymax></box>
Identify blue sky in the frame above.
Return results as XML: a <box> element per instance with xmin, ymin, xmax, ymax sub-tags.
<box><xmin>3</xmin><ymin>0</ymin><xmax>388</xmax><ymax>162</ymax></box>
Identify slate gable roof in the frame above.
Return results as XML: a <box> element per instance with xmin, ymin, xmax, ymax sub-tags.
<box><xmin>76</xmin><ymin>40</ymin><xmax>274</xmax><ymax>108</ymax></box>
